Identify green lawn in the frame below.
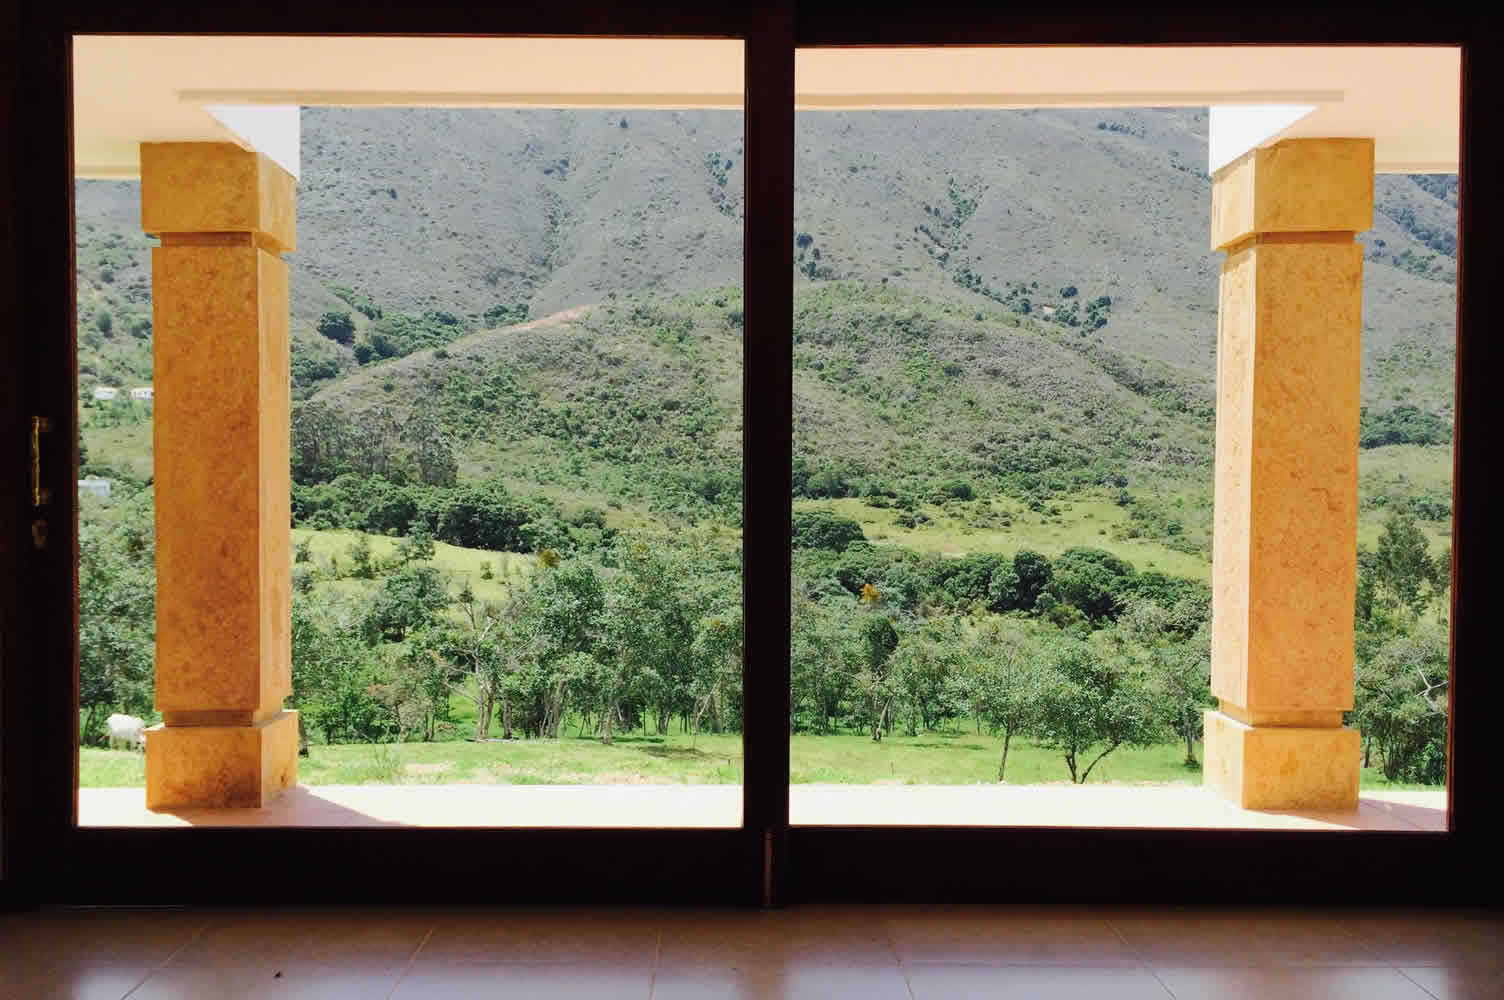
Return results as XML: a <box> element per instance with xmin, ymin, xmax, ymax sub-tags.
<box><xmin>79</xmin><ymin>403</ymin><xmax>154</xmax><ymax>480</ymax></box>
<box><xmin>1357</xmin><ymin>444</ymin><xmax>1453</xmax><ymax>556</ymax></box>
<box><xmin>79</xmin><ymin>729</ymin><xmax>1437</xmax><ymax>791</ymax></box>
<box><xmin>292</xmin><ymin>527</ymin><xmax>534</xmax><ymax>606</ymax></box>
<box><xmin>795</xmin><ymin>495</ymin><xmax>1212</xmax><ymax>581</ymax></box>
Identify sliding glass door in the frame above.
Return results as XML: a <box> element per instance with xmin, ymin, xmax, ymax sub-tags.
<box><xmin>787</xmin><ymin>47</ymin><xmax>1457</xmax><ymax>836</ymax></box>
<box><xmin>8</xmin><ymin>1</ymin><xmax>1500</xmax><ymax>907</ymax></box>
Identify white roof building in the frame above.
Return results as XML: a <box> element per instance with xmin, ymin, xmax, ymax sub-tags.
<box><xmin>131</xmin><ymin>387</ymin><xmax>154</xmax><ymax>400</ymax></box>
<box><xmin>91</xmin><ymin>386</ymin><xmax>119</xmax><ymax>401</ymax></box>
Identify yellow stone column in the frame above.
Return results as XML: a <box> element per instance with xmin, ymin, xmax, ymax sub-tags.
<box><xmin>1203</xmin><ymin>138</ymin><xmax>1373</xmax><ymax>811</ymax></box>
<box><xmin>141</xmin><ymin>143</ymin><xmax>299</xmax><ymax>809</ymax></box>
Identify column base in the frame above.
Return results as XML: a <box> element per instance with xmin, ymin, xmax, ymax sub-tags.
<box><xmin>1203</xmin><ymin>709</ymin><xmax>1360</xmax><ymax>811</ymax></box>
<box><xmin>145</xmin><ymin>710</ymin><xmax>298</xmax><ymax>810</ymax></box>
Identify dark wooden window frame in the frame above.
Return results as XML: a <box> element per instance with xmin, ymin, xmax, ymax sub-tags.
<box><xmin>4</xmin><ymin>2</ymin><xmax>1499</xmax><ymax>908</ymax></box>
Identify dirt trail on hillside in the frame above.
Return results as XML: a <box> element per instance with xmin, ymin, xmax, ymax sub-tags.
<box><xmin>451</xmin><ymin>303</ymin><xmax>594</xmax><ymax>349</ymax></box>
<box><xmin>510</xmin><ymin>304</ymin><xmax>593</xmax><ymax>332</ymax></box>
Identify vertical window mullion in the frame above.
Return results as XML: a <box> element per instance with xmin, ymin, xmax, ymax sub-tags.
<box><xmin>1447</xmin><ymin>31</ymin><xmax>1504</xmax><ymax>847</ymax></box>
<box><xmin>740</xmin><ymin>6</ymin><xmax>796</xmax><ymax>902</ymax></box>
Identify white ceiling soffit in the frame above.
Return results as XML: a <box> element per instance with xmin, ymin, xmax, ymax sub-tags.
<box><xmin>1208</xmin><ymin>105</ymin><xmax>1318</xmax><ymax>175</ymax></box>
<box><xmin>73</xmin><ymin>37</ymin><xmax>1458</xmax><ymax>179</ymax></box>
<box><xmin>202</xmin><ymin>105</ymin><xmax>301</xmax><ymax>179</ymax></box>
<box><xmin>72</xmin><ymin>36</ymin><xmax>747</xmax><ymax>179</ymax></box>
<box><xmin>795</xmin><ymin>47</ymin><xmax>1458</xmax><ymax>174</ymax></box>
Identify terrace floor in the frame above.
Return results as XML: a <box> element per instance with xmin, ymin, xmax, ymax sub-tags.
<box><xmin>78</xmin><ymin>784</ymin><xmax>1446</xmax><ymax>831</ymax></box>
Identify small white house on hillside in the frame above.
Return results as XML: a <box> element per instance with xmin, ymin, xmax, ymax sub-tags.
<box><xmin>78</xmin><ymin>479</ymin><xmax>111</xmax><ymax>499</ymax></box>
<box><xmin>131</xmin><ymin>386</ymin><xmax>154</xmax><ymax>400</ymax></box>
<box><xmin>92</xmin><ymin>386</ymin><xmax>119</xmax><ymax>401</ymax></box>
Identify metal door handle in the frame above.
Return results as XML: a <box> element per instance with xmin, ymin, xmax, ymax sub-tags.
<box><xmin>31</xmin><ymin>415</ymin><xmax>52</xmax><ymax>507</ymax></box>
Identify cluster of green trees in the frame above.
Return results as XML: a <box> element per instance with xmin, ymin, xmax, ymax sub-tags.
<box><xmin>316</xmin><ymin>300</ymin><xmax>530</xmax><ymax>368</ymax></box>
<box><xmin>795</xmin><ymin>527</ymin><xmax>1207</xmax><ymax>627</ymax></box>
<box><xmin>291</xmin><ymin>532</ymin><xmax>742</xmax><ymax>747</ymax></box>
<box><xmin>781</xmin><ymin>511</ymin><xmax>1450</xmax><ymax>784</ymax></box>
<box><xmin>1353</xmin><ymin>513</ymin><xmax>1452</xmax><ymax>783</ymax></box>
<box><xmin>293</xmin><ymin>396</ymin><xmax>612</xmax><ymax>555</ymax></box>
<box><xmin>293</xmin><ymin>399</ymin><xmax>458</xmax><ymax>487</ymax></box>
<box><xmin>78</xmin><ymin>479</ymin><xmax>741</xmax><ymax>748</ymax></box>
<box><xmin>78</xmin><ymin>489</ymin><xmax>156</xmax><ymax>743</ymax></box>
<box><xmin>1358</xmin><ymin>405</ymin><xmax>1452</xmax><ymax>449</ymax></box>
<box><xmin>296</xmin><ymin>295</ymin><xmax>535</xmax><ymax>394</ymax></box>
<box><xmin>76</xmin><ymin>470</ymin><xmax>1450</xmax><ymax>786</ymax></box>
<box><xmin>792</xmin><ymin>592</ymin><xmax>1207</xmax><ymax>782</ymax></box>
<box><xmin>790</xmin><ymin>537</ymin><xmax>1212</xmax><ymax>780</ymax></box>
<box><xmin>950</xmin><ymin>272</ymin><xmax>1111</xmax><ymax>332</ymax></box>
<box><xmin>292</xmin><ymin>473</ymin><xmax>608</xmax><ymax>556</ymax></box>
<box><xmin>1381</xmin><ymin>202</ymin><xmax>1458</xmax><ymax>260</ymax></box>
<box><xmin>353</xmin><ymin>310</ymin><xmax>465</xmax><ymax>364</ymax></box>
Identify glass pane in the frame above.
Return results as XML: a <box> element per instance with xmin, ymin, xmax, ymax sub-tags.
<box><xmin>789</xmin><ymin>48</ymin><xmax>1455</xmax><ymax>830</ymax></box>
<box><xmin>74</xmin><ymin>36</ymin><xmax>744</xmax><ymax>827</ymax></box>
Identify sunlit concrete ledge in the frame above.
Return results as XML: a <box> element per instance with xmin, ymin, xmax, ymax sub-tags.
<box><xmin>78</xmin><ymin>784</ymin><xmax>1444</xmax><ymax>831</ymax></box>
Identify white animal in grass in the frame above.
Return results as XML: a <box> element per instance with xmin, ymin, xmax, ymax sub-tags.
<box><xmin>106</xmin><ymin>713</ymin><xmax>146</xmax><ymax>751</ymax></box>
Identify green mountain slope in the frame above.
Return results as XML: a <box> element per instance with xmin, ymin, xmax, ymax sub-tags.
<box><xmin>75</xmin><ymin>107</ymin><xmax>1457</xmax><ymax>407</ymax></box>
<box><xmin>74</xmin><ymin>106</ymin><xmax>1458</xmax><ymax>556</ymax></box>
<box><xmin>304</xmin><ymin>279</ymin><xmax>1223</xmax><ymax>554</ymax></box>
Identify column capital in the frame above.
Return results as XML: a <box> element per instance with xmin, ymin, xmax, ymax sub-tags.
<box><xmin>140</xmin><ymin>142</ymin><xmax>296</xmax><ymax>252</ymax></box>
<box><xmin>1210</xmin><ymin>138</ymin><xmax>1374</xmax><ymax>251</ymax></box>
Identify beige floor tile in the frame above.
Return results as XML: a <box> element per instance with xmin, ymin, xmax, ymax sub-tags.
<box><xmin>0</xmin><ymin>908</ymin><xmax>208</xmax><ymax>965</ymax></box>
<box><xmin>884</xmin><ymin>904</ymin><xmax>1138</xmax><ymax>965</ymax></box>
<box><xmin>646</xmin><ymin>966</ymin><xmax>770</xmax><ymax>1000</ymax></box>
<box><xmin>6</xmin><ymin>903</ymin><xmax>1502</xmax><ymax>1000</ymax></box>
<box><xmin>0</xmin><ymin>961</ymin><xmax>154</xmax><ymax>1000</ymax></box>
<box><xmin>657</xmin><ymin>906</ymin><xmax>896</xmax><ymax>967</ymax></box>
<box><xmin>1344</xmin><ymin>910</ymin><xmax>1504</xmax><ymax>967</ymax></box>
<box><xmin>906</xmin><ymin>963</ymin><xmax>1171</xmax><ymax>999</ymax></box>
<box><xmin>1399</xmin><ymin>965</ymin><xmax>1504</xmax><ymax>1000</ymax></box>
<box><xmin>391</xmin><ymin>962</ymin><xmax>654</xmax><ymax>999</ymax></box>
<box><xmin>127</xmin><ymin>959</ymin><xmax>409</xmax><ymax>1000</ymax></box>
<box><xmin>1109</xmin><ymin>907</ymin><xmax>1377</xmax><ymax>966</ymax></box>
<box><xmin>417</xmin><ymin>908</ymin><xmax>661</xmax><ymax>964</ymax></box>
<box><xmin>652</xmin><ymin>962</ymin><xmax>912</xmax><ymax>1000</ymax></box>
<box><xmin>1152</xmin><ymin>966</ymin><xmax>1436</xmax><ymax>1000</ymax></box>
<box><xmin>166</xmin><ymin>907</ymin><xmax>433</xmax><ymax>965</ymax></box>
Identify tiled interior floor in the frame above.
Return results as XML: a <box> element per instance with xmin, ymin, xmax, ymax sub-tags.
<box><xmin>2</xmin><ymin>902</ymin><xmax>1504</xmax><ymax>992</ymax></box>
<box><xmin>1</xmin><ymin>904</ymin><xmax>1499</xmax><ymax>999</ymax></box>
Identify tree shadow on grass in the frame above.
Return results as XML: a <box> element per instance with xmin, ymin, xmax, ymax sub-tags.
<box><xmin>635</xmin><ymin>745</ymin><xmax>717</xmax><ymax>760</ymax></box>
<box><xmin>563</xmin><ymin>733</ymin><xmax>666</xmax><ymax>745</ymax></box>
<box><xmin>909</xmin><ymin>741</ymin><xmax>988</xmax><ymax>752</ymax></box>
